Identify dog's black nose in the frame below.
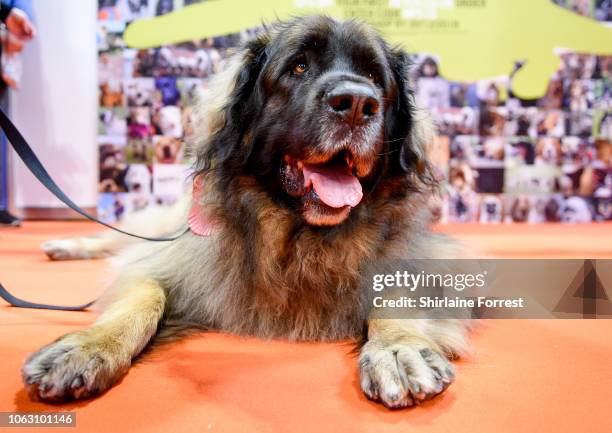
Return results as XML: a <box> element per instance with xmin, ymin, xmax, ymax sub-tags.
<box><xmin>327</xmin><ymin>81</ymin><xmax>379</xmax><ymax>126</ymax></box>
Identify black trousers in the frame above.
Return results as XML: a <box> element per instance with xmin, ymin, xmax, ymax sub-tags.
<box><xmin>0</xmin><ymin>84</ymin><xmax>9</xmax><ymax>210</ymax></box>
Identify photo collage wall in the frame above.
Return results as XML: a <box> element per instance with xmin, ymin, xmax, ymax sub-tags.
<box><xmin>97</xmin><ymin>0</ymin><xmax>255</xmax><ymax>223</ymax></box>
<box><xmin>97</xmin><ymin>0</ymin><xmax>611</xmax><ymax>224</ymax></box>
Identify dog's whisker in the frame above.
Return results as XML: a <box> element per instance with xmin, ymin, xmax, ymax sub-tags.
<box><xmin>377</xmin><ymin>149</ymin><xmax>400</xmax><ymax>156</ymax></box>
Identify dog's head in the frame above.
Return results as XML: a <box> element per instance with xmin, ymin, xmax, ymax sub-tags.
<box><xmin>158</xmin><ymin>106</ymin><xmax>183</xmax><ymax>138</ymax></box>
<box><xmin>155</xmin><ymin>136</ymin><xmax>182</xmax><ymax>163</ymax></box>
<box><xmin>195</xmin><ymin>16</ymin><xmax>434</xmax><ymax>228</ymax></box>
<box><xmin>125</xmin><ymin>164</ymin><xmax>151</xmax><ymax>194</ymax></box>
<box><xmin>536</xmin><ymin>137</ymin><xmax>561</xmax><ymax>163</ymax></box>
<box><xmin>156</xmin><ymin>77</ymin><xmax>180</xmax><ymax>106</ymax></box>
<box><xmin>560</xmin><ymin>197</ymin><xmax>593</xmax><ymax>223</ymax></box>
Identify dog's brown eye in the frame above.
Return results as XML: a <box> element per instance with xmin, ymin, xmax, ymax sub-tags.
<box><xmin>293</xmin><ymin>61</ymin><xmax>308</xmax><ymax>75</ymax></box>
<box><xmin>368</xmin><ymin>72</ymin><xmax>379</xmax><ymax>84</ymax></box>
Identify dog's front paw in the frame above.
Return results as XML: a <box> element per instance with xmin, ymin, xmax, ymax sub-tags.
<box><xmin>22</xmin><ymin>333</ymin><xmax>128</xmax><ymax>402</ymax></box>
<box><xmin>359</xmin><ymin>340</ymin><xmax>454</xmax><ymax>409</ymax></box>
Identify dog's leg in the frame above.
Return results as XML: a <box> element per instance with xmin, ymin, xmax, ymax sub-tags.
<box><xmin>359</xmin><ymin>318</ymin><xmax>469</xmax><ymax>409</ymax></box>
<box><xmin>41</xmin><ymin>196</ymin><xmax>189</xmax><ymax>260</ymax></box>
<box><xmin>41</xmin><ymin>234</ymin><xmax>121</xmax><ymax>260</ymax></box>
<box><xmin>22</xmin><ymin>277</ymin><xmax>165</xmax><ymax>402</ymax></box>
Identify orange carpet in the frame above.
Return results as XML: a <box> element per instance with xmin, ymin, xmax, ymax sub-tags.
<box><xmin>1</xmin><ymin>221</ymin><xmax>611</xmax><ymax>433</ymax></box>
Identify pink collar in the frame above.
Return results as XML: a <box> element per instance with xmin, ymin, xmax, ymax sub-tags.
<box><xmin>188</xmin><ymin>176</ymin><xmax>217</xmax><ymax>237</ymax></box>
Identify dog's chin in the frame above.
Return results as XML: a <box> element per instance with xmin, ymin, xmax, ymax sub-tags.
<box><xmin>301</xmin><ymin>191</ymin><xmax>352</xmax><ymax>226</ymax></box>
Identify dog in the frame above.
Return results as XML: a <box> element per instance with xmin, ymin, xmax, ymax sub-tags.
<box><xmin>154</xmin><ymin>136</ymin><xmax>182</xmax><ymax>163</ymax></box>
<box><xmin>560</xmin><ymin>196</ymin><xmax>593</xmax><ymax>223</ymax></box>
<box><xmin>156</xmin><ymin>106</ymin><xmax>184</xmax><ymax>138</ymax></box>
<box><xmin>126</xmin><ymin>138</ymin><xmax>149</xmax><ymax>162</ymax></box>
<box><xmin>538</xmin><ymin>78</ymin><xmax>564</xmax><ymax>109</ymax></box>
<box><xmin>155</xmin><ymin>76</ymin><xmax>181</xmax><ymax>106</ymax></box>
<box><xmin>447</xmin><ymin>161</ymin><xmax>477</xmax><ymax>222</ymax></box>
<box><xmin>128</xmin><ymin>107</ymin><xmax>154</xmax><ymax>139</ymax></box>
<box><xmin>156</xmin><ymin>0</ymin><xmax>173</xmax><ymax>16</ymax></box>
<box><xmin>99</xmin><ymin>81</ymin><xmax>124</xmax><ymax>108</ymax></box>
<box><xmin>124</xmin><ymin>164</ymin><xmax>152</xmax><ymax>211</ymax></box>
<box><xmin>482</xmin><ymin>137</ymin><xmax>505</xmax><ymax>161</ymax></box>
<box><xmin>124</xmin><ymin>164</ymin><xmax>152</xmax><ymax>195</ymax></box>
<box><xmin>479</xmin><ymin>195</ymin><xmax>503</xmax><ymax>223</ymax></box>
<box><xmin>99</xmin><ymin>109</ymin><xmax>127</xmax><ymax>136</ymax></box>
<box><xmin>98</xmin><ymin>144</ymin><xmax>128</xmax><ymax>193</ymax></box>
<box><xmin>536</xmin><ymin>111</ymin><xmax>564</xmax><ymax>137</ymax></box>
<box><xmin>507</xmin><ymin>195</ymin><xmax>530</xmax><ymax>222</ymax></box>
<box><xmin>121</xmin><ymin>0</ymin><xmax>151</xmax><ymax>21</ymax></box>
<box><xmin>535</xmin><ymin>137</ymin><xmax>562</xmax><ymax>165</ymax></box>
<box><xmin>125</xmin><ymin>78</ymin><xmax>154</xmax><ymax>107</ymax></box>
<box><xmin>30</xmin><ymin>16</ymin><xmax>471</xmax><ymax>408</ymax></box>
<box><xmin>479</xmin><ymin>108</ymin><xmax>505</xmax><ymax>136</ymax></box>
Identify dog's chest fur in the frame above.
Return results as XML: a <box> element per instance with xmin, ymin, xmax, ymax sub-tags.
<box><xmin>159</xmin><ymin>203</ymin><xmax>412</xmax><ymax>341</ymax></box>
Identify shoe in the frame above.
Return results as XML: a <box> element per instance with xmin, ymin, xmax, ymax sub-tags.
<box><xmin>0</xmin><ymin>210</ymin><xmax>21</xmax><ymax>227</ymax></box>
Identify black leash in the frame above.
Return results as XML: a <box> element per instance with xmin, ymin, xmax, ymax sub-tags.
<box><xmin>0</xmin><ymin>109</ymin><xmax>186</xmax><ymax>241</ymax></box>
<box><xmin>0</xmin><ymin>108</ymin><xmax>188</xmax><ymax>310</ymax></box>
<box><xmin>0</xmin><ymin>283</ymin><xmax>96</xmax><ymax>311</ymax></box>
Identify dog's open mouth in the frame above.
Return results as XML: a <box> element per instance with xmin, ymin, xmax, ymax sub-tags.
<box><xmin>282</xmin><ymin>150</ymin><xmax>365</xmax><ymax>225</ymax></box>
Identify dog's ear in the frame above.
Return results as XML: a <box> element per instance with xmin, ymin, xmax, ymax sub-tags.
<box><xmin>194</xmin><ymin>34</ymin><xmax>270</xmax><ymax>175</ymax></box>
<box><xmin>386</xmin><ymin>48</ymin><xmax>436</xmax><ymax>187</ymax></box>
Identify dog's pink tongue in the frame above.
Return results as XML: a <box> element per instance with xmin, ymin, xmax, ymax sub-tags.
<box><xmin>303</xmin><ymin>163</ymin><xmax>363</xmax><ymax>208</ymax></box>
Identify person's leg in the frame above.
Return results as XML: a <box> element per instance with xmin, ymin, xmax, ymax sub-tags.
<box><xmin>0</xmin><ymin>85</ymin><xmax>21</xmax><ymax>226</ymax></box>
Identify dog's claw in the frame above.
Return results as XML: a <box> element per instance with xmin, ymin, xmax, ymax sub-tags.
<box><xmin>359</xmin><ymin>340</ymin><xmax>455</xmax><ymax>408</ymax></box>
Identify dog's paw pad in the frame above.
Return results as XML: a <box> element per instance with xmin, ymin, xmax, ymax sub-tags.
<box><xmin>359</xmin><ymin>341</ymin><xmax>455</xmax><ymax>409</ymax></box>
<box><xmin>22</xmin><ymin>337</ymin><xmax>121</xmax><ymax>402</ymax></box>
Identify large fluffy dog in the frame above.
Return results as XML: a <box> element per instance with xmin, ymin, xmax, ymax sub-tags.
<box><xmin>27</xmin><ymin>16</ymin><xmax>470</xmax><ymax>408</ymax></box>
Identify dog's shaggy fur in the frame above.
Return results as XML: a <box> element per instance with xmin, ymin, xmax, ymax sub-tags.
<box><xmin>28</xmin><ymin>16</ymin><xmax>471</xmax><ymax>409</ymax></box>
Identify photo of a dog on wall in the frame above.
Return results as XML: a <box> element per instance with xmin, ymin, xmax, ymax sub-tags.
<box><xmin>99</xmin><ymin>81</ymin><xmax>124</xmax><ymax>108</ymax></box>
<box><xmin>153</xmin><ymin>135</ymin><xmax>183</xmax><ymax>164</ymax></box>
<box><xmin>32</xmin><ymin>16</ymin><xmax>471</xmax><ymax>409</ymax></box>
<box><xmin>99</xmin><ymin>108</ymin><xmax>127</xmax><ymax>136</ymax></box>
<box><xmin>478</xmin><ymin>195</ymin><xmax>503</xmax><ymax>223</ymax></box>
<box><xmin>98</xmin><ymin>138</ymin><xmax>128</xmax><ymax>193</ymax></box>
<box><xmin>125</xmin><ymin>78</ymin><xmax>155</xmax><ymax>107</ymax></box>
<box><xmin>125</xmin><ymin>137</ymin><xmax>153</xmax><ymax>163</ymax></box>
